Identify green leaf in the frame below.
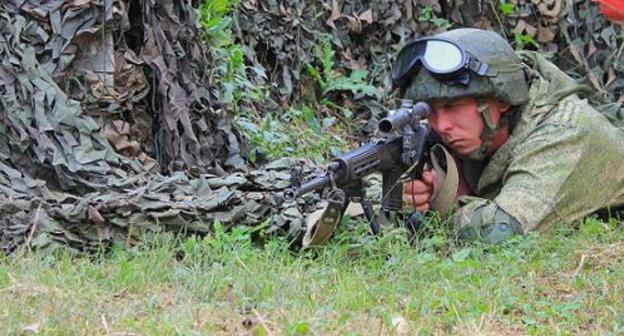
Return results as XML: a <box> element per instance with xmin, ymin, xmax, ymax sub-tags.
<box><xmin>301</xmin><ymin>105</ymin><xmax>320</xmax><ymax>131</ymax></box>
<box><xmin>501</xmin><ymin>2</ymin><xmax>515</xmax><ymax>15</ymax></box>
<box><xmin>319</xmin><ymin>34</ymin><xmax>335</xmax><ymax>76</ymax></box>
<box><xmin>247</xmin><ymin>148</ymin><xmax>257</xmax><ymax>163</ymax></box>
<box><xmin>306</xmin><ymin>64</ymin><xmax>325</xmax><ymax>88</ymax></box>
<box><xmin>213</xmin><ymin>218</ymin><xmax>224</xmax><ymax>235</ymax></box>
<box><xmin>230</xmin><ymin>48</ymin><xmax>243</xmax><ymax>67</ymax></box>
<box><xmin>212</xmin><ymin>0</ymin><xmax>229</xmax><ymax>12</ymax></box>
<box><xmin>323</xmin><ymin>70</ymin><xmax>378</xmax><ymax>97</ymax></box>
<box><xmin>289</xmin><ymin>320</ymin><xmax>312</xmax><ymax>335</ymax></box>
<box><xmin>418</xmin><ymin>6</ymin><xmax>433</xmax><ymax>22</ymax></box>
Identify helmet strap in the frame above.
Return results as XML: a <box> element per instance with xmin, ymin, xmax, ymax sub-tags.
<box><xmin>462</xmin><ymin>98</ymin><xmax>511</xmax><ymax>161</ymax></box>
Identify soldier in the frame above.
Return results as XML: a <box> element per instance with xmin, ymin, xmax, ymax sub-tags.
<box><xmin>397</xmin><ymin>28</ymin><xmax>624</xmax><ymax>243</ymax></box>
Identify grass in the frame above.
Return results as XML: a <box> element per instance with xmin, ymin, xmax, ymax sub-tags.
<box><xmin>1</xmin><ymin>217</ymin><xmax>623</xmax><ymax>335</ymax></box>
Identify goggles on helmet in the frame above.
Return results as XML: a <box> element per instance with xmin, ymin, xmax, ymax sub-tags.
<box><xmin>391</xmin><ymin>37</ymin><xmax>489</xmax><ymax>90</ymax></box>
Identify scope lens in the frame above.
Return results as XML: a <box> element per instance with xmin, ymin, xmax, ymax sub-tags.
<box><xmin>378</xmin><ymin>119</ymin><xmax>393</xmax><ymax>133</ymax></box>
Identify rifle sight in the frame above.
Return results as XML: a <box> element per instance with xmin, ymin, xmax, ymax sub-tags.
<box><xmin>378</xmin><ymin>100</ymin><xmax>431</xmax><ymax>133</ymax></box>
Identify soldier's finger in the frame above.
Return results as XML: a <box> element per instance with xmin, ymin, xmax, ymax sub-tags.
<box><xmin>403</xmin><ymin>192</ymin><xmax>431</xmax><ymax>206</ymax></box>
<box><xmin>402</xmin><ymin>180</ymin><xmax>432</xmax><ymax>194</ymax></box>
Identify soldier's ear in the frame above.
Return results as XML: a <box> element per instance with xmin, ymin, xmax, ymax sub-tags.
<box><xmin>498</xmin><ymin>100</ymin><xmax>511</xmax><ymax>114</ymax></box>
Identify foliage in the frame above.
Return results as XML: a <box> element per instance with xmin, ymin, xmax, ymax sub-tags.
<box><xmin>418</xmin><ymin>5</ymin><xmax>452</xmax><ymax>29</ymax></box>
<box><xmin>237</xmin><ymin>105</ymin><xmax>347</xmax><ymax>163</ymax></box>
<box><xmin>306</xmin><ymin>34</ymin><xmax>379</xmax><ymax>120</ymax></box>
<box><xmin>499</xmin><ymin>0</ymin><xmax>516</xmax><ymax>16</ymax></box>
<box><xmin>199</xmin><ymin>6</ymin><xmax>353</xmax><ymax>162</ymax></box>
<box><xmin>198</xmin><ymin>0</ymin><xmax>264</xmax><ymax>107</ymax></box>
<box><xmin>306</xmin><ymin>35</ymin><xmax>378</xmax><ymax>99</ymax></box>
<box><xmin>197</xmin><ymin>0</ymin><xmax>239</xmax><ymax>42</ymax></box>
<box><xmin>513</xmin><ymin>32</ymin><xmax>539</xmax><ymax>51</ymax></box>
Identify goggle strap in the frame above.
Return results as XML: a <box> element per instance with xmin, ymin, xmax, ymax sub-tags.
<box><xmin>468</xmin><ymin>58</ymin><xmax>488</xmax><ymax>76</ymax></box>
<box><xmin>483</xmin><ymin>62</ymin><xmax>525</xmax><ymax>75</ymax></box>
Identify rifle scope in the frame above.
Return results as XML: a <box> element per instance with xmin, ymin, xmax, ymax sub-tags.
<box><xmin>378</xmin><ymin>101</ymin><xmax>431</xmax><ymax>133</ymax></box>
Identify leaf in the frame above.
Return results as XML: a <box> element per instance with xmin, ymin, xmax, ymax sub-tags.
<box><xmin>323</xmin><ymin>70</ymin><xmax>378</xmax><ymax>98</ymax></box>
<box><xmin>359</xmin><ymin>9</ymin><xmax>373</xmax><ymax>23</ymax></box>
<box><xmin>213</xmin><ymin>218</ymin><xmax>225</xmax><ymax>235</ymax></box>
<box><xmin>320</xmin><ymin>35</ymin><xmax>335</xmax><ymax>76</ymax></box>
<box><xmin>306</xmin><ymin>64</ymin><xmax>324</xmax><ymax>87</ymax></box>
<box><xmin>301</xmin><ymin>105</ymin><xmax>320</xmax><ymax>131</ymax></box>
<box><xmin>325</xmin><ymin>0</ymin><xmax>342</xmax><ymax>29</ymax></box>
<box><xmin>501</xmin><ymin>3</ymin><xmax>515</xmax><ymax>15</ymax></box>
<box><xmin>289</xmin><ymin>320</ymin><xmax>312</xmax><ymax>335</ymax></box>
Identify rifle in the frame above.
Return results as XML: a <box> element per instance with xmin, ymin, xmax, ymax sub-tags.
<box><xmin>284</xmin><ymin>100</ymin><xmax>439</xmax><ymax>246</ymax></box>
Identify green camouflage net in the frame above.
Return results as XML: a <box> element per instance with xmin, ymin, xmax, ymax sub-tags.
<box><xmin>0</xmin><ymin>0</ymin><xmax>323</xmax><ymax>254</ymax></box>
<box><xmin>0</xmin><ymin>157</ymin><xmax>322</xmax><ymax>254</ymax></box>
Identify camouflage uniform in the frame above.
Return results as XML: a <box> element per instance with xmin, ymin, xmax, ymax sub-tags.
<box><xmin>454</xmin><ymin>52</ymin><xmax>624</xmax><ymax>242</ymax></box>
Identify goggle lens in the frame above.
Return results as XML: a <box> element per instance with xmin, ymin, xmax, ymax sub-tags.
<box><xmin>422</xmin><ymin>40</ymin><xmax>464</xmax><ymax>73</ymax></box>
<box><xmin>392</xmin><ymin>38</ymin><xmax>487</xmax><ymax>90</ymax></box>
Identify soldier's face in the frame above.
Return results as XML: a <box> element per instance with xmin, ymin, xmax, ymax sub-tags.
<box><xmin>428</xmin><ymin>97</ymin><xmax>505</xmax><ymax>155</ymax></box>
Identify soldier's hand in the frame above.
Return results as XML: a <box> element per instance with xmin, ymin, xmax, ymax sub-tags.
<box><xmin>402</xmin><ymin>170</ymin><xmax>438</xmax><ymax>212</ymax></box>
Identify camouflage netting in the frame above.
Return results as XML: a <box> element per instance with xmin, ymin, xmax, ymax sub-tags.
<box><xmin>0</xmin><ymin>0</ymin><xmax>325</xmax><ymax>254</ymax></box>
<box><xmin>0</xmin><ymin>156</ymin><xmax>322</xmax><ymax>254</ymax></box>
<box><xmin>559</xmin><ymin>0</ymin><xmax>624</xmax><ymax>104</ymax></box>
<box><xmin>1</xmin><ymin>0</ymin><xmax>622</xmax><ymax>254</ymax></box>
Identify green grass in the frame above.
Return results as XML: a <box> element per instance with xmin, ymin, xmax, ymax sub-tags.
<box><xmin>1</xmin><ymin>217</ymin><xmax>623</xmax><ymax>335</ymax></box>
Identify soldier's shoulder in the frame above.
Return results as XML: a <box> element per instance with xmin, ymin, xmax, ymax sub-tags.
<box><xmin>508</xmin><ymin>95</ymin><xmax>591</xmax><ymax>154</ymax></box>
<box><xmin>541</xmin><ymin>94</ymin><xmax>593</xmax><ymax>129</ymax></box>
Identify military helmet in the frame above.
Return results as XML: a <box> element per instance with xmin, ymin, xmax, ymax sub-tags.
<box><xmin>392</xmin><ymin>28</ymin><xmax>530</xmax><ymax>106</ymax></box>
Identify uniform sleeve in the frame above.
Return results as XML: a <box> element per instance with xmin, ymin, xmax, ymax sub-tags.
<box><xmin>454</xmin><ymin>123</ymin><xmax>591</xmax><ymax>242</ymax></box>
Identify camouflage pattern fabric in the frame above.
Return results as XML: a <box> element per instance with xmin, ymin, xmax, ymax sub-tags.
<box><xmin>560</xmin><ymin>0</ymin><xmax>624</xmax><ymax>104</ymax></box>
<box><xmin>1</xmin><ymin>1</ymin><xmax>247</xmax><ymax>180</ymax></box>
<box><xmin>451</xmin><ymin>52</ymin><xmax>624</xmax><ymax>240</ymax></box>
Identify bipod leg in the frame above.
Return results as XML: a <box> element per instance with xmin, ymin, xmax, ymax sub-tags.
<box><xmin>361</xmin><ymin>198</ymin><xmax>380</xmax><ymax>235</ymax></box>
<box><xmin>344</xmin><ymin>183</ymin><xmax>381</xmax><ymax>236</ymax></box>
<box><xmin>405</xmin><ymin>211</ymin><xmax>423</xmax><ymax>238</ymax></box>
